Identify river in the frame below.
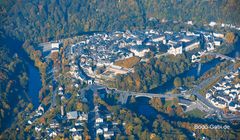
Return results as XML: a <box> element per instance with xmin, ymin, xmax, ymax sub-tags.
<box><xmin>28</xmin><ymin>64</ymin><xmax>41</xmax><ymax>108</ymax></box>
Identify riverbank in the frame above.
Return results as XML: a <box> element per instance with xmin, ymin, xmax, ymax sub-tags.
<box><xmin>149</xmin><ymin>58</ymin><xmax>223</xmax><ymax>93</ymax></box>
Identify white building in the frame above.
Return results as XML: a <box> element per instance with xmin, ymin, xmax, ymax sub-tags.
<box><xmin>214</xmin><ymin>40</ymin><xmax>222</xmax><ymax>46</ymax></box>
<box><xmin>152</xmin><ymin>35</ymin><xmax>165</xmax><ymax>42</ymax></box>
<box><xmin>187</xmin><ymin>21</ymin><xmax>193</xmax><ymax>25</ymax></box>
<box><xmin>184</xmin><ymin>41</ymin><xmax>200</xmax><ymax>51</ymax></box>
<box><xmin>209</xmin><ymin>21</ymin><xmax>217</xmax><ymax>27</ymax></box>
<box><xmin>51</xmin><ymin>42</ymin><xmax>59</xmax><ymax>53</ymax></box>
<box><xmin>104</xmin><ymin>131</ymin><xmax>114</xmax><ymax>139</ymax></box>
<box><xmin>213</xmin><ymin>33</ymin><xmax>224</xmax><ymax>38</ymax></box>
<box><xmin>96</xmin><ymin>128</ymin><xmax>103</xmax><ymax>135</ymax></box>
<box><xmin>167</xmin><ymin>44</ymin><xmax>182</xmax><ymax>55</ymax></box>
<box><xmin>95</xmin><ymin>117</ymin><xmax>103</xmax><ymax>123</ymax></box>
<box><xmin>210</xmin><ymin>98</ymin><xmax>227</xmax><ymax>109</ymax></box>
<box><xmin>130</xmin><ymin>46</ymin><xmax>150</xmax><ymax>57</ymax></box>
<box><xmin>67</xmin><ymin>111</ymin><xmax>78</xmax><ymax>120</ymax></box>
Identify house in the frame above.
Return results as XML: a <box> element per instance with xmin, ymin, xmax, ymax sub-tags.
<box><xmin>229</xmin><ymin>93</ymin><xmax>237</xmax><ymax>99</ymax></box>
<box><xmin>187</xmin><ymin>21</ymin><xmax>193</xmax><ymax>25</ymax></box>
<box><xmin>214</xmin><ymin>39</ymin><xmax>222</xmax><ymax>46</ymax></box>
<box><xmin>78</xmin><ymin>112</ymin><xmax>88</xmax><ymax>121</ymax></box>
<box><xmin>167</xmin><ymin>44</ymin><xmax>182</xmax><ymax>55</ymax></box>
<box><xmin>209</xmin><ymin>21</ymin><xmax>217</xmax><ymax>27</ymax></box>
<box><xmin>67</xmin><ymin>111</ymin><xmax>78</xmax><ymax>120</ymax></box>
<box><xmin>87</xmin><ymin>79</ymin><xmax>93</xmax><ymax>85</ymax></box>
<box><xmin>103</xmin><ymin>125</ymin><xmax>108</xmax><ymax>132</ymax></box>
<box><xmin>59</xmin><ymin>86</ymin><xmax>63</xmax><ymax>91</ymax></box>
<box><xmin>213</xmin><ymin>33</ymin><xmax>224</xmax><ymax>38</ymax></box>
<box><xmin>210</xmin><ymin>98</ymin><xmax>227</xmax><ymax>109</ymax></box>
<box><xmin>50</xmin><ymin>119</ymin><xmax>60</xmax><ymax>128</ymax></box>
<box><xmin>183</xmin><ymin>40</ymin><xmax>200</xmax><ymax>51</ymax></box>
<box><xmin>106</xmin><ymin>114</ymin><xmax>111</xmax><ymax>120</ymax></box>
<box><xmin>70</xmin><ymin>127</ymin><xmax>77</xmax><ymax>132</ymax></box>
<box><xmin>235</xmin><ymin>83</ymin><xmax>240</xmax><ymax>88</ymax></box>
<box><xmin>142</xmin><ymin>38</ymin><xmax>152</xmax><ymax>46</ymax></box>
<box><xmin>213</xmin><ymin>85</ymin><xmax>225</xmax><ymax>91</ymax></box>
<box><xmin>75</xmin><ymin>125</ymin><xmax>84</xmax><ymax>132</ymax></box>
<box><xmin>75</xmin><ymin>120</ymin><xmax>84</xmax><ymax>126</ymax></box>
<box><xmin>27</xmin><ymin>117</ymin><xmax>36</xmax><ymax>125</ymax></box>
<box><xmin>49</xmin><ymin>130</ymin><xmax>57</xmax><ymax>138</ymax></box>
<box><xmin>39</xmin><ymin>41</ymin><xmax>60</xmax><ymax>57</ymax></box>
<box><xmin>206</xmin><ymin>92</ymin><xmax>211</xmax><ymax>99</ymax></box>
<box><xmin>58</xmin><ymin>91</ymin><xmax>64</xmax><ymax>96</ymax></box>
<box><xmin>51</xmin><ymin>42</ymin><xmax>60</xmax><ymax>53</ymax></box>
<box><xmin>217</xmin><ymin>95</ymin><xmax>232</xmax><ymax>104</ymax></box>
<box><xmin>96</xmin><ymin>128</ymin><xmax>103</xmax><ymax>135</ymax></box>
<box><xmin>152</xmin><ymin>35</ymin><xmax>165</xmax><ymax>42</ymax></box>
<box><xmin>35</xmin><ymin>110</ymin><xmax>43</xmax><ymax>116</ymax></box>
<box><xmin>35</xmin><ymin>126</ymin><xmax>42</xmax><ymax>132</ymax></box>
<box><xmin>191</xmin><ymin>54</ymin><xmax>200</xmax><ymax>62</ymax></box>
<box><xmin>28</xmin><ymin>120</ymin><xmax>33</xmax><ymax>125</ymax></box>
<box><xmin>72</xmin><ymin>132</ymin><xmax>82</xmax><ymax>140</ymax></box>
<box><xmin>95</xmin><ymin>116</ymin><xmax>104</xmax><ymax>124</ymax></box>
<box><xmin>130</xmin><ymin>45</ymin><xmax>150</xmax><ymax>57</ymax></box>
<box><xmin>104</xmin><ymin>131</ymin><xmax>114</xmax><ymax>139</ymax></box>
<box><xmin>224</xmin><ymin>90</ymin><xmax>230</xmax><ymax>94</ymax></box>
<box><xmin>207</xmin><ymin>43</ymin><xmax>214</xmax><ymax>51</ymax></box>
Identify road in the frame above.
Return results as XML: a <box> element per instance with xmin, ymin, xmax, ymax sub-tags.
<box><xmin>77</xmin><ymin>61</ymin><xmax>239</xmax><ymax>120</ymax></box>
<box><xmin>185</xmin><ymin>100</ymin><xmax>212</xmax><ymax>113</ymax></box>
<box><xmin>190</xmin><ymin>63</ymin><xmax>240</xmax><ymax>120</ymax></box>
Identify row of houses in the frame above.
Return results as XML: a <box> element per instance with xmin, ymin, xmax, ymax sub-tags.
<box><xmin>208</xmin><ymin>21</ymin><xmax>240</xmax><ymax>31</ymax></box>
<box><xmin>69</xmin><ymin>61</ymin><xmax>93</xmax><ymax>85</ymax></box>
<box><xmin>33</xmin><ymin>110</ymin><xmax>88</xmax><ymax>139</ymax></box>
<box><xmin>206</xmin><ymin>68</ymin><xmax>240</xmax><ymax>112</ymax></box>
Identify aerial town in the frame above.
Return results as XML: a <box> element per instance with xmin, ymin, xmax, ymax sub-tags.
<box><xmin>2</xmin><ymin>1</ymin><xmax>240</xmax><ymax>140</ymax></box>
<box><xmin>40</xmin><ymin>27</ymin><xmax>226</xmax><ymax>81</ymax></box>
<box><xmin>25</xmin><ymin>25</ymin><xmax>239</xmax><ymax>139</ymax></box>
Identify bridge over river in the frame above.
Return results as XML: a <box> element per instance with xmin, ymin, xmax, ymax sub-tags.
<box><xmin>117</xmin><ymin>91</ymin><xmax>185</xmax><ymax>104</ymax></box>
<box><xmin>85</xmin><ymin>84</ymin><xmax>185</xmax><ymax>104</ymax></box>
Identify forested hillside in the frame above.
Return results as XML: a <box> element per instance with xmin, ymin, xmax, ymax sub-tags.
<box><xmin>0</xmin><ymin>45</ymin><xmax>30</xmax><ymax>132</ymax></box>
<box><xmin>1</xmin><ymin>0</ymin><xmax>240</xmax><ymax>43</ymax></box>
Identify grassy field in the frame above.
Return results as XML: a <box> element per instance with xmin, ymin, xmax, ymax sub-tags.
<box><xmin>114</xmin><ymin>56</ymin><xmax>141</xmax><ymax>68</ymax></box>
<box><xmin>185</xmin><ymin>109</ymin><xmax>206</xmax><ymax>118</ymax></box>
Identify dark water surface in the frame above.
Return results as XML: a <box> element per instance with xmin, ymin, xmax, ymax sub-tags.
<box><xmin>28</xmin><ymin>64</ymin><xmax>41</xmax><ymax>108</ymax></box>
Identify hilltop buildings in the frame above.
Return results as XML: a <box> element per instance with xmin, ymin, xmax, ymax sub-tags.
<box><xmin>63</xmin><ymin>29</ymin><xmax>225</xmax><ymax>83</ymax></box>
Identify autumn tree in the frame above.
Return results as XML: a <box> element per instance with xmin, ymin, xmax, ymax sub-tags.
<box><xmin>174</xmin><ymin>77</ymin><xmax>182</xmax><ymax>88</ymax></box>
<box><xmin>225</xmin><ymin>32</ymin><xmax>235</xmax><ymax>44</ymax></box>
<box><xmin>149</xmin><ymin>97</ymin><xmax>163</xmax><ymax>111</ymax></box>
